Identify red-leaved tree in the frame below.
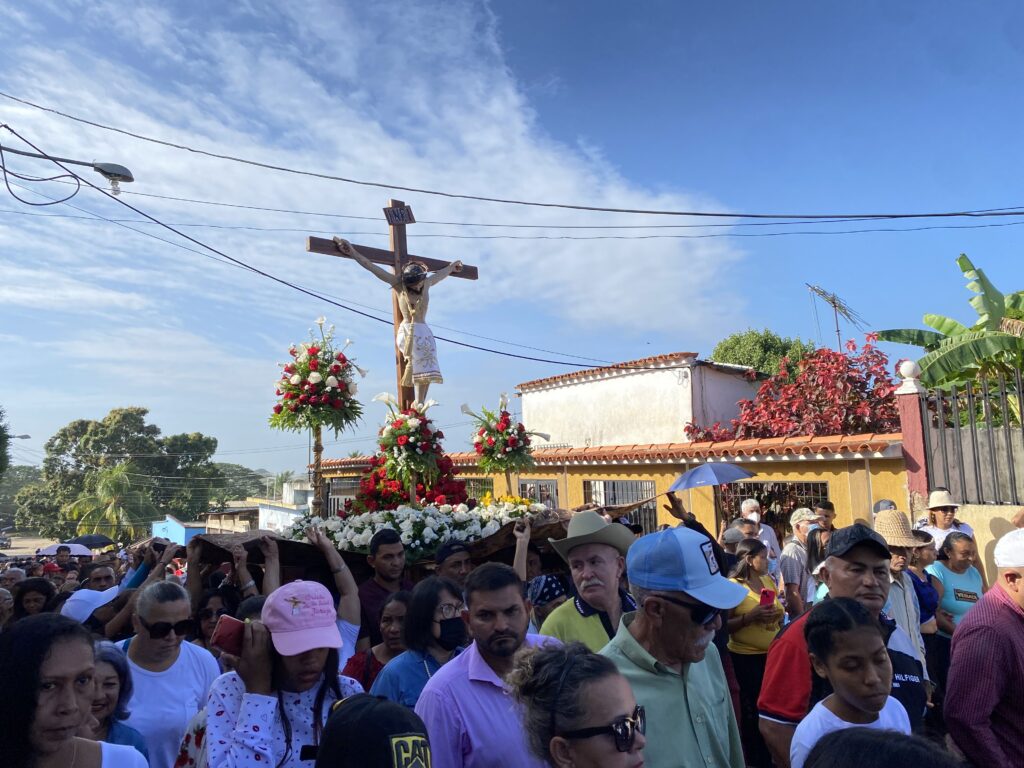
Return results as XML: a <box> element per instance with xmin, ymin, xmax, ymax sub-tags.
<box><xmin>685</xmin><ymin>337</ymin><xmax>900</xmax><ymax>440</ymax></box>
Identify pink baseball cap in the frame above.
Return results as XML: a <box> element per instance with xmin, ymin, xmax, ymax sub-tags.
<box><xmin>262</xmin><ymin>581</ymin><xmax>342</xmax><ymax>656</ymax></box>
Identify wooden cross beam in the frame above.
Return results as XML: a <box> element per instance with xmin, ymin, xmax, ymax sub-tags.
<box><xmin>307</xmin><ymin>199</ymin><xmax>478</xmax><ymax>411</ymax></box>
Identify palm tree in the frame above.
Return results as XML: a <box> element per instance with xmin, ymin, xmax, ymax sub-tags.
<box><xmin>274</xmin><ymin>470</ymin><xmax>296</xmax><ymax>500</ymax></box>
<box><xmin>878</xmin><ymin>255</ymin><xmax>1024</xmax><ymax>387</ymax></box>
<box><xmin>63</xmin><ymin>463</ymin><xmax>158</xmax><ymax>540</ymax></box>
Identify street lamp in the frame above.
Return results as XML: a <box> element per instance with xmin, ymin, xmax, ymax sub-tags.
<box><xmin>13</xmin><ymin>434</ymin><xmax>30</xmax><ymax>439</ymax></box>
<box><xmin>0</xmin><ymin>145</ymin><xmax>134</xmax><ymax>195</ymax></box>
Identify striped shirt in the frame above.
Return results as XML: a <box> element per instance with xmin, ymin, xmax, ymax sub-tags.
<box><xmin>946</xmin><ymin>585</ymin><xmax>1024</xmax><ymax>768</ymax></box>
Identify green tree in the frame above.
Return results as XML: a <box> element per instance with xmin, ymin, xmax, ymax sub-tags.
<box><xmin>208</xmin><ymin>463</ymin><xmax>269</xmax><ymax>510</ymax></box>
<box><xmin>274</xmin><ymin>470</ymin><xmax>296</xmax><ymax>499</ymax></box>
<box><xmin>709</xmin><ymin>329</ymin><xmax>815</xmax><ymax>376</ymax></box>
<box><xmin>15</xmin><ymin>482</ymin><xmax>76</xmax><ymax>540</ymax></box>
<box><xmin>878</xmin><ymin>255</ymin><xmax>1024</xmax><ymax>387</ymax></box>
<box><xmin>64</xmin><ymin>462</ymin><xmax>158</xmax><ymax>540</ymax></box>
<box><xmin>0</xmin><ymin>464</ymin><xmax>42</xmax><ymax>529</ymax></box>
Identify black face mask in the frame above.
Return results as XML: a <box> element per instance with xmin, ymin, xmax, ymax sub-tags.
<box><xmin>436</xmin><ymin>617</ymin><xmax>468</xmax><ymax>651</ymax></box>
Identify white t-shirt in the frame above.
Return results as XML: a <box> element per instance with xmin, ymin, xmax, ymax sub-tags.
<box><xmin>101</xmin><ymin>740</ymin><xmax>149</xmax><ymax>768</ymax></box>
<box><xmin>122</xmin><ymin>639</ymin><xmax>221</xmax><ymax>768</ymax></box>
<box><xmin>790</xmin><ymin>696</ymin><xmax>911</xmax><ymax>768</ymax></box>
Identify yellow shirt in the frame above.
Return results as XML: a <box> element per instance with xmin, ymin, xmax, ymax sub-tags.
<box><xmin>727</xmin><ymin>575</ymin><xmax>783</xmax><ymax>655</ymax></box>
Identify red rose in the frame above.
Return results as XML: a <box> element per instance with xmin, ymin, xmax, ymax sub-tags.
<box><xmin>435</xmin><ymin>495</ymin><xmax>447</xmax><ymax>505</ymax></box>
<box><xmin>283</xmin><ymin>392</ymin><xmax>293</xmax><ymax>400</ymax></box>
<box><xmin>497</xmin><ymin>420</ymin><xmax>510</xmax><ymax>432</ymax></box>
<box><xmin>273</xmin><ymin>404</ymin><xmax>283</xmax><ymax>414</ymax></box>
<box><xmin>475</xmin><ymin>444</ymin><xmax>484</xmax><ymax>454</ymax></box>
<box><xmin>275</xmin><ymin>389</ymin><xmax>282</xmax><ymax>396</ymax></box>
<box><xmin>309</xmin><ymin>396</ymin><xmax>320</xmax><ymax>405</ymax></box>
<box><xmin>330</xmin><ymin>363</ymin><xmax>341</xmax><ymax>374</ymax></box>
<box><xmin>298</xmin><ymin>394</ymin><xmax>309</xmax><ymax>404</ymax></box>
<box><xmin>336</xmin><ymin>353</ymin><xmax>347</xmax><ymax>363</ymax></box>
<box><xmin>517</xmin><ymin>423</ymin><xmax>525</xmax><ymax>431</ymax></box>
<box><xmin>332</xmin><ymin>398</ymin><xmax>342</xmax><ymax>409</ymax></box>
<box><xmin>288</xmin><ymin>404</ymin><xmax>298</xmax><ymax>412</ymax></box>
<box><xmin>283</xmin><ymin>364</ymin><xmax>293</xmax><ymax>374</ymax></box>
<box><xmin>487</xmin><ymin>437</ymin><xmax>496</xmax><ymax>446</ymax></box>
<box><xmin>507</xmin><ymin>436</ymin><xmax>519</xmax><ymax>448</ymax></box>
<box><xmin>397</xmin><ymin>435</ymin><xmax>409</xmax><ymax>445</ymax></box>
<box><xmin>308</xmin><ymin>346</ymin><xmax>320</xmax><ymax>356</ymax></box>
<box><xmin>478</xmin><ymin>428</ymin><xmax>485</xmax><ymax>437</ymax></box>
<box><xmin>289</xmin><ymin>347</ymin><xmax>297</xmax><ymax>357</ymax></box>
<box><xmin>393</xmin><ymin>420</ymin><xmax>404</xmax><ymax>429</ymax></box>
<box><xmin>434</xmin><ymin>431</ymin><xmax>445</xmax><ymax>440</ymax></box>
<box><xmin>308</xmin><ymin>358</ymin><xmax>319</xmax><ymax>371</ymax></box>
<box><xmin>524</xmin><ymin>437</ymin><xmax>532</xmax><ymax>446</ymax></box>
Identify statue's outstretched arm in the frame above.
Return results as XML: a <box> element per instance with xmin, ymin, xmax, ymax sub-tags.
<box><xmin>333</xmin><ymin>237</ymin><xmax>398</xmax><ymax>286</ymax></box>
<box><xmin>425</xmin><ymin>259</ymin><xmax>463</xmax><ymax>288</ymax></box>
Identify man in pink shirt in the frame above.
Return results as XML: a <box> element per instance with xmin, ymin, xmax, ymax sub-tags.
<box><xmin>946</xmin><ymin>528</ymin><xmax>1024</xmax><ymax>768</ymax></box>
<box><xmin>415</xmin><ymin>562</ymin><xmax>555</xmax><ymax>768</ymax></box>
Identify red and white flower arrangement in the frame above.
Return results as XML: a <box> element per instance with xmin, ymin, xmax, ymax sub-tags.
<box><xmin>373</xmin><ymin>394</ymin><xmax>445</xmax><ymax>488</ymax></box>
<box><xmin>462</xmin><ymin>394</ymin><xmax>548</xmax><ymax>475</ymax></box>
<box><xmin>269</xmin><ymin>318</ymin><xmax>365</xmax><ymax>435</ymax></box>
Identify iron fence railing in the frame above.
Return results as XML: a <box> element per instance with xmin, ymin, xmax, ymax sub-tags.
<box><xmin>921</xmin><ymin>370</ymin><xmax>1024</xmax><ymax>505</ymax></box>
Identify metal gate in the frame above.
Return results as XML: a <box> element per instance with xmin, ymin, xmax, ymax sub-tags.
<box><xmin>921</xmin><ymin>370</ymin><xmax>1024</xmax><ymax>505</ymax></box>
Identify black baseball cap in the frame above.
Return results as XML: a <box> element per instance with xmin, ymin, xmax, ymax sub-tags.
<box><xmin>316</xmin><ymin>694</ymin><xmax>431</xmax><ymax>768</ymax></box>
<box><xmin>434</xmin><ymin>539</ymin><xmax>470</xmax><ymax>566</ymax></box>
<box><xmin>825</xmin><ymin>523</ymin><xmax>891</xmax><ymax>560</ymax></box>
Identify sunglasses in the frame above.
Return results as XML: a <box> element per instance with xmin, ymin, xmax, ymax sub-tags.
<box><xmin>139</xmin><ymin>616</ymin><xmax>194</xmax><ymax>639</ymax></box>
<box><xmin>652</xmin><ymin>593</ymin><xmax>720</xmax><ymax>626</ymax></box>
<box><xmin>198</xmin><ymin>607</ymin><xmax>229</xmax><ymax>622</ymax></box>
<box><xmin>561</xmin><ymin>705</ymin><xmax>646</xmax><ymax>752</ymax></box>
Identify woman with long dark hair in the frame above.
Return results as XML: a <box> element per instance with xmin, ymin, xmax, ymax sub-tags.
<box><xmin>205</xmin><ymin>579</ymin><xmax>363</xmax><ymax>767</ymax></box>
<box><xmin>0</xmin><ymin>613</ymin><xmax>147</xmax><ymax>767</ymax></box>
<box><xmin>369</xmin><ymin>575</ymin><xmax>467</xmax><ymax>708</ymax></box>
<box><xmin>725</xmin><ymin>538</ymin><xmax>784</xmax><ymax>768</ymax></box>
<box><xmin>341</xmin><ymin>590</ymin><xmax>410</xmax><ymax>691</ymax></box>
<box><xmin>12</xmin><ymin>576</ymin><xmax>56</xmax><ymax>621</ymax></box>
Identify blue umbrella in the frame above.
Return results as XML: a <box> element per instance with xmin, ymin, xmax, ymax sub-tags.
<box><xmin>668</xmin><ymin>463</ymin><xmax>753</xmax><ymax>492</ymax></box>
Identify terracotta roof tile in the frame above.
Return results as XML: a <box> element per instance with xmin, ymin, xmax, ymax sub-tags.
<box><xmin>321</xmin><ymin>433</ymin><xmax>903</xmax><ymax>471</ymax></box>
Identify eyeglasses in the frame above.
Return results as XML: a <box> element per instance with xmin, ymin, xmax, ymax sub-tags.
<box><xmin>434</xmin><ymin>602</ymin><xmax>464</xmax><ymax>621</ymax></box>
<box><xmin>198</xmin><ymin>607</ymin><xmax>229</xmax><ymax>622</ymax></box>
<box><xmin>651</xmin><ymin>593</ymin><xmax>720</xmax><ymax>626</ymax></box>
<box><xmin>139</xmin><ymin>616</ymin><xmax>194</xmax><ymax>639</ymax></box>
<box><xmin>561</xmin><ymin>705</ymin><xmax>646</xmax><ymax>753</ymax></box>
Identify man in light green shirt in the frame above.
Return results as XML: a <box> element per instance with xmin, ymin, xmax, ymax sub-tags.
<box><xmin>601</xmin><ymin>525</ymin><xmax>746</xmax><ymax>768</ymax></box>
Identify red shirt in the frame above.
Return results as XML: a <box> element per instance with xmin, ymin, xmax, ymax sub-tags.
<box><xmin>946</xmin><ymin>585</ymin><xmax>1024</xmax><ymax>768</ymax></box>
<box><xmin>342</xmin><ymin>647</ymin><xmax>386</xmax><ymax>691</ymax></box>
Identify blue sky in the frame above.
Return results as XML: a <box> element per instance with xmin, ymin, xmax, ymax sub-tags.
<box><xmin>1</xmin><ymin>1</ymin><xmax>1022</xmax><ymax>475</ymax></box>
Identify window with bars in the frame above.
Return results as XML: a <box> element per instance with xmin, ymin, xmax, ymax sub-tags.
<box><xmin>713</xmin><ymin>480</ymin><xmax>831</xmax><ymax>540</ymax></box>
<box><xmin>460</xmin><ymin>477</ymin><xmax>494</xmax><ymax>500</ymax></box>
<box><xmin>520</xmin><ymin>479</ymin><xmax>559</xmax><ymax>509</ymax></box>
<box><xmin>330</xmin><ymin>476</ymin><xmax>361</xmax><ymax>498</ymax></box>
<box><xmin>583</xmin><ymin>479</ymin><xmax>659</xmax><ymax>534</ymax></box>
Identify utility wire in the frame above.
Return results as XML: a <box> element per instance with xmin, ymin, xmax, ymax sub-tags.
<box><xmin>0</xmin><ymin>124</ymin><xmax>685</xmax><ymax>372</ymax></box>
<box><xmin>6</xmin><ymin>90</ymin><xmax>1024</xmax><ymax>221</ymax></box>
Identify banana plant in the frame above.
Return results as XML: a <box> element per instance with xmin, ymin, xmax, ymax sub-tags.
<box><xmin>877</xmin><ymin>255</ymin><xmax>1024</xmax><ymax>387</ymax></box>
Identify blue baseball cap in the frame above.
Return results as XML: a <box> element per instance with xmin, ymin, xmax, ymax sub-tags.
<box><xmin>627</xmin><ymin>527</ymin><xmax>747</xmax><ymax>609</ymax></box>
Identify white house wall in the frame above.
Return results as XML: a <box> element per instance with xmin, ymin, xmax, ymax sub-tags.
<box><xmin>692</xmin><ymin>366</ymin><xmax>760</xmax><ymax>428</ymax></box>
<box><xmin>522</xmin><ymin>368</ymin><xmax>688</xmax><ymax>447</ymax></box>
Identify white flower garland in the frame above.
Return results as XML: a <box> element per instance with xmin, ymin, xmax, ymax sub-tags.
<box><xmin>289</xmin><ymin>501</ymin><xmax>548</xmax><ymax>559</ymax></box>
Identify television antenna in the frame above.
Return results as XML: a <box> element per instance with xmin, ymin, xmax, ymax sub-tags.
<box><xmin>806</xmin><ymin>284</ymin><xmax>867</xmax><ymax>351</ymax></box>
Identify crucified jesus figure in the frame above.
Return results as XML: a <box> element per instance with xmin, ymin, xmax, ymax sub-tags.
<box><xmin>333</xmin><ymin>237</ymin><xmax>463</xmax><ymax>405</ymax></box>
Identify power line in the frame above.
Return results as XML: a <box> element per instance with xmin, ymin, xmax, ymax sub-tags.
<box><xmin>0</xmin><ymin>125</ymin><xmax>690</xmax><ymax>372</ymax></box>
<box><xmin>6</xmin><ymin>91</ymin><xmax>1024</xmax><ymax>221</ymax></box>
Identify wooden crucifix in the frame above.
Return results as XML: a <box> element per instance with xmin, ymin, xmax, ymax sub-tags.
<box><xmin>307</xmin><ymin>199</ymin><xmax>478</xmax><ymax>411</ymax></box>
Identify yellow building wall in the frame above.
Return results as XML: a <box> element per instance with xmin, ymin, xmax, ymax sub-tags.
<box><xmin>326</xmin><ymin>456</ymin><xmax>909</xmax><ymax>538</ymax></box>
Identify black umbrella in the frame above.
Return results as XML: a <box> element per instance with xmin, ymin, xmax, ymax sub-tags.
<box><xmin>67</xmin><ymin>533</ymin><xmax>116</xmax><ymax>550</ymax></box>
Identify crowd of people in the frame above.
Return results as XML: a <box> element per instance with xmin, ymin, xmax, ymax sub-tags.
<box><xmin>1</xmin><ymin>488</ymin><xmax>1022</xmax><ymax>768</ymax></box>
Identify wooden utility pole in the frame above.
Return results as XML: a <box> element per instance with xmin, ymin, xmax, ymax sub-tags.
<box><xmin>306</xmin><ymin>200</ymin><xmax>478</xmax><ymax>412</ymax></box>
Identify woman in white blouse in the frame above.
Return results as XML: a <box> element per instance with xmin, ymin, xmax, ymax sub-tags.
<box><xmin>205</xmin><ymin>529</ymin><xmax>363</xmax><ymax>767</ymax></box>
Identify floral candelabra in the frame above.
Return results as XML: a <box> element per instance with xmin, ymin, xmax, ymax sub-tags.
<box><xmin>372</xmin><ymin>393</ymin><xmax>445</xmax><ymax>501</ymax></box>
<box><xmin>269</xmin><ymin>317</ymin><xmax>365</xmax><ymax>516</ymax></box>
<box><xmin>462</xmin><ymin>394</ymin><xmax>549</xmax><ymax>495</ymax></box>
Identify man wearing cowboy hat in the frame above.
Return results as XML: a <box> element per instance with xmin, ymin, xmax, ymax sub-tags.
<box><xmin>539</xmin><ymin>511</ymin><xmax>637</xmax><ymax>652</ymax></box>
<box><xmin>874</xmin><ymin>508</ymin><xmax>930</xmax><ymax>680</ymax></box>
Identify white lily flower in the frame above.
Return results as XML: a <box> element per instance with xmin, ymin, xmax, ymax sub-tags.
<box><xmin>315</xmin><ymin>316</ymin><xmax>327</xmax><ymax>326</ymax></box>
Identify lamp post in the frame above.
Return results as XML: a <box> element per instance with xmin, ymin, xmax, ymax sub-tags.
<box><xmin>0</xmin><ymin>145</ymin><xmax>134</xmax><ymax>195</ymax></box>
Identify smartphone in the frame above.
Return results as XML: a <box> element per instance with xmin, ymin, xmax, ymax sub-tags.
<box><xmin>759</xmin><ymin>588</ymin><xmax>776</xmax><ymax>607</ymax></box>
<box><xmin>210</xmin><ymin>614</ymin><xmax>245</xmax><ymax>657</ymax></box>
